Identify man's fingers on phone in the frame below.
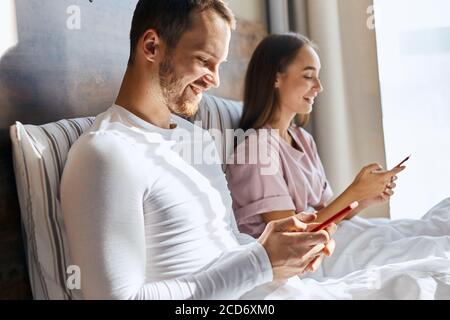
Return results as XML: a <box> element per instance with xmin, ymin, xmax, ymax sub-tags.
<box><xmin>303</xmin><ymin>243</ymin><xmax>325</xmax><ymax>262</ymax></box>
<box><xmin>301</xmin><ymin>230</ymin><xmax>330</xmax><ymax>246</ymax></box>
<box><xmin>307</xmin><ymin>255</ymin><xmax>324</xmax><ymax>272</ymax></box>
<box><xmin>323</xmin><ymin>239</ymin><xmax>336</xmax><ymax>256</ymax></box>
<box><xmin>296</xmin><ymin>212</ymin><xmax>317</xmax><ymax>223</ymax></box>
<box><xmin>300</xmin><ymin>257</ymin><xmax>316</xmax><ymax>275</ymax></box>
<box><xmin>274</xmin><ymin>215</ymin><xmax>307</xmax><ymax>232</ymax></box>
<box><xmin>325</xmin><ymin>223</ymin><xmax>337</xmax><ymax>236</ymax></box>
<box><xmin>306</xmin><ymin>223</ymin><xmax>321</xmax><ymax>232</ymax></box>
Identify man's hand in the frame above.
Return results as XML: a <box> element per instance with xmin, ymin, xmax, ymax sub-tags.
<box><xmin>304</xmin><ymin>222</ymin><xmax>337</xmax><ymax>273</ymax></box>
<box><xmin>258</xmin><ymin>212</ymin><xmax>337</xmax><ymax>281</ymax></box>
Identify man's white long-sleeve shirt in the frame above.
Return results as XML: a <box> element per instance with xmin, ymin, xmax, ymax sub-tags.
<box><xmin>60</xmin><ymin>104</ymin><xmax>273</xmax><ymax>299</ymax></box>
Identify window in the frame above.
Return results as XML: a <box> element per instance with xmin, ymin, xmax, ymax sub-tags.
<box><xmin>374</xmin><ymin>0</ymin><xmax>450</xmax><ymax>219</ymax></box>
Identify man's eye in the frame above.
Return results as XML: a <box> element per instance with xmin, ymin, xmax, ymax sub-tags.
<box><xmin>197</xmin><ymin>57</ymin><xmax>208</xmax><ymax>64</ymax></box>
<box><xmin>303</xmin><ymin>76</ymin><xmax>313</xmax><ymax>79</ymax></box>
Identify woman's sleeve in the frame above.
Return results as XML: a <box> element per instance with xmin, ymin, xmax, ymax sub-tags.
<box><xmin>303</xmin><ymin>130</ymin><xmax>334</xmax><ymax>204</ymax></box>
<box><xmin>226</xmin><ymin>136</ymin><xmax>296</xmax><ymax>224</ymax></box>
<box><xmin>61</xmin><ymin>134</ymin><xmax>272</xmax><ymax>300</ymax></box>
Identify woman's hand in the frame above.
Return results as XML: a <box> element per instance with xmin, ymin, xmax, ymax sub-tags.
<box><xmin>358</xmin><ymin>175</ymin><xmax>398</xmax><ymax>208</ymax></box>
<box><xmin>341</xmin><ymin>165</ymin><xmax>405</xmax><ymax>219</ymax></box>
<box><xmin>348</xmin><ymin>163</ymin><xmax>405</xmax><ymax>201</ymax></box>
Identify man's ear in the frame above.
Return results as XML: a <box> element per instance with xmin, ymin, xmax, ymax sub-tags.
<box><xmin>141</xmin><ymin>29</ymin><xmax>161</xmax><ymax>63</ymax></box>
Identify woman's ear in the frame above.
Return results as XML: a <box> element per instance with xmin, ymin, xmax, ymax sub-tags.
<box><xmin>141</xmin><ymin>29</ymin><xmax>161</xmax><ymax>63</ymax></box>
<box><xmin>275</xmin><ymin>73</ymin><xmax>281</xmax><ymax>89</ymax></box>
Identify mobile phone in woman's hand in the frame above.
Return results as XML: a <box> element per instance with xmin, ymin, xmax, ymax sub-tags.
<box><xmin>394</xmin><ymin>155</ymin><xmax>410</xmax><ymax>168</ymax></box>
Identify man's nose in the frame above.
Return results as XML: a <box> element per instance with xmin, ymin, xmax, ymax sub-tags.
<box><xmin>205</xmin><ymin>67</ymin><xmax>220</xmax><ymax>89</ymax></box>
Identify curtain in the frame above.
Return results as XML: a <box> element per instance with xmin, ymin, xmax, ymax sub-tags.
<box><xmin>266</xmin><ymin>0</ymin><xmax>388</xmax><ymax>218</ymax></box>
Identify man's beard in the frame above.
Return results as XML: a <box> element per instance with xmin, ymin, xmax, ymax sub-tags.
<box><xmin>158</xmin><ymin>55</ymin><xmax>199</xmax><ymax>118</ymax></box>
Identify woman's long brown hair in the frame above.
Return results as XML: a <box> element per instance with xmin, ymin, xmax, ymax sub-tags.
<box><xmin>239</xmin><ymin>33</ymin><xmax>316</xmax><ymax>131</ymax></box>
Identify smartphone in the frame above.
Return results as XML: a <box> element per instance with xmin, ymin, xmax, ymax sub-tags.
<box><xmin>310</xmin><ymin>201</ymin><xmax>359</xmax><ymax>232</ymax></box>
<box><xmin>394</xmin><ymin>155</ymin><xmax>410</xmax><ymax>168</ymax></box>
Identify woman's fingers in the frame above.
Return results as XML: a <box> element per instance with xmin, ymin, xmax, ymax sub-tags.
<box><xmin>380</xmin><ymin>166</ymin><xmax>404</xmax><ymax>183</ymax></box>
<box><xmin>391</xmin><ymin>165</ymin><xmax>406</xmax><ymax>174</ymax></box>
<box><xmin>384</xmin><ymin>188</ymin><xmax>394</xmax><ymax>196</ymax></box>
<box><xmin>367</xmin><ymin>163</ymin><xmax>383</xmax><ymax>173</ymax></box>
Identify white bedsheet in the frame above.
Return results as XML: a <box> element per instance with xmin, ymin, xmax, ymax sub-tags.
<box><xmin>243</xmin><ymin>198</ymin><xmax>450</xmax><ymax>299</ymax></box>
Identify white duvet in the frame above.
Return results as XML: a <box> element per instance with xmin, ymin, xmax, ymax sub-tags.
<box><xmin>244</xmin><ymin>198</ymin><xmax>450</xmax><ymax>300</ymax></box>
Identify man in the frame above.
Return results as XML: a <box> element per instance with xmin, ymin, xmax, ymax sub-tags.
<box><xmin>61</xmin><ymin>0</ymin><xmax>335</xmax><ymax>299</ymax></box>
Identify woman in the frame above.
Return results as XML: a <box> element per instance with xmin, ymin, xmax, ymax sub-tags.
<box><xmin>226</xmin><ymin>33</ymin><xmax>405</xmax><ymax>238</ymax></box>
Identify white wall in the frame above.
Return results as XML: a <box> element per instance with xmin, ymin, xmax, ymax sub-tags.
<box><xmin>225</xmin><ymin>0</ymin><xmax>267</xmax><ymax>26</ymax></box>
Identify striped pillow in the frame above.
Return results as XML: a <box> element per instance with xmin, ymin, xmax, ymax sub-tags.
<box><xmin>10</xmin><ymin>118</ymin><xmax>94</xmax><ymax>300</ymax></box>
<box><xmin>191</xmin><ymin>94</ymin><xmax>243</xmax><ymax>171</ymax></box>
<box><xmin>9</xmin><ymin>94</ymin><xmax>242</xmax><ymax>299</ymax></box>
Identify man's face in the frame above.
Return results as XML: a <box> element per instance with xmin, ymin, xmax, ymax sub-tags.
<box><xmin>158</xmin><ymin>10</ymin><xmax>231</xmax><ymax>117</ymax></box>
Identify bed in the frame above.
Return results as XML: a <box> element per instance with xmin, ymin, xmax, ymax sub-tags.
<box><xmin>244</xmin><ymin>198</ymin><xmax>450</xmax><ymax>299</ymax></box>
<box><xmin>5</xmin><ymin>0</ymin><xmax>450</xmax><ymax>300</ymax></box>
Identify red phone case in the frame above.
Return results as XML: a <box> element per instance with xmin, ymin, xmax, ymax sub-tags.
<box><xmin>311</xmin><ymin>201</ymin><xmax>359</xmax><ymax>232</ymax></box>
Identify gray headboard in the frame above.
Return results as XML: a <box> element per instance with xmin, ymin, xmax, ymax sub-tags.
<box><xmin>0</xmin><ymin>0</ymin><xmax>266</xmax><ymax>298</ymax></box>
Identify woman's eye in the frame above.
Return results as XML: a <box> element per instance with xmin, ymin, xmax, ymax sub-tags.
<box><xmin>303</xmin><ymin>76</ymin><xmax>313</xmax><ymax>79</ymax></box>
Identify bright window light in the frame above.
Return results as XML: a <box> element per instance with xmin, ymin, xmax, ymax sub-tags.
<box><xmin>0</xmin><ymin>0</ymin><xmax>18</xmax><ymax>57</ymax></box>
<box><xmin>374</xmin><ymin>0</ymin><xmax>450</xmax><ymax>219</ymax></box>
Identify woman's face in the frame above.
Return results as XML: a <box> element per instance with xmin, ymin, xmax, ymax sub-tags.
<box><xmin>276</xmin><ymin>45</ymin><xmax>323</xmax><ymax>116</ymax></box>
